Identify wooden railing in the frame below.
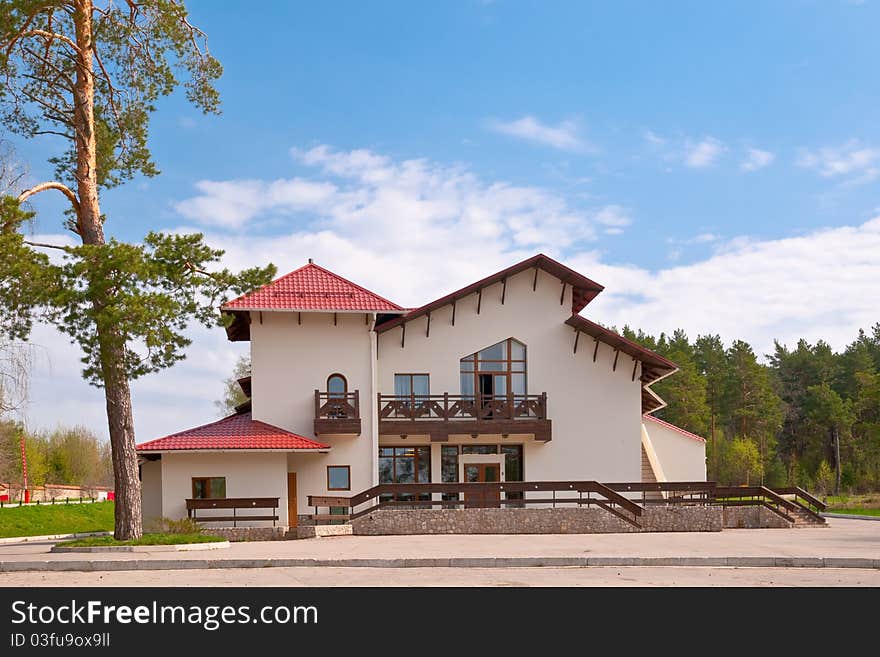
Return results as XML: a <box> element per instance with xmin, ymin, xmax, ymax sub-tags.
<box><xmin>378</xmin><ymin>392</ymin><xmax>547</xmax><ymax>421</ymax></box>
<box><xmin>772</xmin><ymin>486</ymin><xmax>827</xmax><ymax>521</ymax></box>
<box><xmin>605</xmin><ymin>481</ymin><xmax>717</xmax><ymax>505</ymax></box>
<box><xmin>315</xmin><ymin>390</ymin><xmax>359</xmax><ymax>419</ymax></box>
<box><xmin>186</xmin><ymin>497</ymin><xmax>280</xmax><ymax>527</ymax></box>
<box><xmin>309</xmin><ymin>480</ymin><xmax>642</xmax><ymax>527</ymax></box>
<box><xmin>314</xmin><ymin>390</ymin><xmax>361</xmax><ymax>435</ymax></box>
<box><xmin>714</xmin><ymin>486</ymin><xmax>801</xmax><ymax>523</ymax></box>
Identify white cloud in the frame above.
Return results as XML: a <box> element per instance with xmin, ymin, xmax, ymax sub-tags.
<box><xmin>17</xmin><ymin>146</ymin><xmax>880</xmax><ymax>446</ymax></box>
<box><xmin>173</xmin><ymin>178</ymin><xmax>337</xmax><ymax>229</ymax></box>
<box><xmin>684</xmin><ymin>137</ymin><xmax>726</xmax><ymax>168</ymax></box>
<box><xmin>488</xmin><ymin>115</ymin><xmax>585</xmax><ymax>151</ymax></box>
<box><xmin>797</xmin><ymin>140</ymin><xmax>880</xmax><ymax>182</ymax></box>
<box><xmin>643</xmin><ymin>130</ymin><xmax>666</xmax><ymax>145</ymax></box>
<box><xmin>741</xmin><ymin>148</ymin><xmax>775</xmax><ymax>172</ymax></box>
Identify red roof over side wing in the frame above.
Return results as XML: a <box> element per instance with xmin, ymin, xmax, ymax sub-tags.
<box><xmin>136</xmin><ymin>413</ymin><xmax>330</xmax><ymax>452</ymax></box>
<box><xmin>643</xmin><ymin>414</ymin><xmax>707</xmax><ymax>443</ymax></box>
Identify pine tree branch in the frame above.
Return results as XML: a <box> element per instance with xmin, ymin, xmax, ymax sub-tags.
<box><xmin>23</xmin><ymin>239</ymin><xmax>72</xmax><ymax>252</ymax></box>
<box><xmin>18</xmin><ymin>181</ymin><xmax>81</xmax><ymax>214</ymax></box>
<box><xmin>17</xmin><ymin>30</ymin><xmax>84</xmax><ymax>58</ymax></box>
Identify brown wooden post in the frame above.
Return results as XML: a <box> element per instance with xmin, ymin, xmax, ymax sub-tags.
<box><xmin>443</xmin><ymin>392</ymin><xmax>449</xmax><ymax>420</ymax></box>
<box><xmin>354</xmin><ymin>389</ymin><xmax>360</xmax><ymax>418</ymax></box>
<box><xmin>314</xmin><ymin>390</ymin><xmax>320</xmax><ymax>418</ymax></box>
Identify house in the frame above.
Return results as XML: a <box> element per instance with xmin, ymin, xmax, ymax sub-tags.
<box><xmin>137</xmin><ymin>253</ymin><xmax>706</xmax><ymax>529</ymax></box>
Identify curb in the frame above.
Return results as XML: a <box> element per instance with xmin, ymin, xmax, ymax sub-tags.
<box><xmin>50</xmin><ymin>541</ymin><xmax>231</xmax><ymax>554</ymax></box>
<box><xmin>1</xmin><ymin>555</ymin><xmax>878</xmax><ymax>573</ymax></box>
<box><xmin>822</xmin><ymin>512</ymin><xmax>880</xmax><ymax>522</ymax></box>
<box><xmin>0</xmin><ymin>532</ymin><xmax>111</xmax><ymax>545</ymax></box>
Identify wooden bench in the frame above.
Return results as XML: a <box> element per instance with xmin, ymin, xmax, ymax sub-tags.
<box><xmin>185</xmin><ymin>497</ymin><xmax>280</xmax><ymax>527</ymax></box>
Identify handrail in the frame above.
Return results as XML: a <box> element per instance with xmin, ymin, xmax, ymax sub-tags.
<box><xmin>772</xmin><ymin>486</ymin><xmax>827</xmax><ymax>512</ymax></box>
<box><xmin>378</xmin><ymin>392</ymin><xmax>548</xmax><ymax>421</ymax></box>
<box><xmin>309</xmin><ymin>480</ymin><xmax>643</xmax><ymax>527</ymax></box>
<box><xmin>605</xmin><ymin>481</ymin><xmax>718</xmax><ymax>505</ymax></box>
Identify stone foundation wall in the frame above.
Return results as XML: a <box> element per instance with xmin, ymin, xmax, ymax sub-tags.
<box><xmin>351</xmin><ymin>505</ymin><xmax>723</xmax><ymax>535</ymax></box>
<box><xmin>208</xmin><ymin>526</ymin><xmax>287</xmax><ymax>542</ymax></box>
<box><xmin>723</xmin><ymin>506</ymin><xmax>791</xmax><ymax>529</ymax></box>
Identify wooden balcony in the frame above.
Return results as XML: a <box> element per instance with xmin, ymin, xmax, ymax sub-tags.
<box><xmin>314</xmin><ymin>390</ymin><xmax>361</xmax><ymax>436</ymax></box>
<box><xmin>378</xmin><ymin>393</ymin><xmax>551</xmax><ymax>442</ymax></box>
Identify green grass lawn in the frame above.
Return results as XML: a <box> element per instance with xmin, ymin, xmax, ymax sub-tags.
<box><xmin>60</xmin><ymin>533</ymin><xmax>224</xmax><ymax>547</ymax></box>
<box><xmin>825</xmin><ymin>507</ymin><xmax>880</xmax><ymax>517</ymax></box>
<box><xmin>0</xmin><ymin>501</ymin><xmax>115</xmax><ymax>538</ymax></box>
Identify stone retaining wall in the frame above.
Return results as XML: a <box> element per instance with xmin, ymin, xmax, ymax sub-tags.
<box><xmin>208</xmin><ymin>526</ymin><xmax>287</xmax><ymax>542</ymax></box>
<box><xmin>351</xmin><ymin>505</ymin><xmax>723</xmax><ymax>535</ymax></box>
<box><xmin>722</xmin><ymin>506</ymin><xmax>791</xmax><ymax>529</ymax></box>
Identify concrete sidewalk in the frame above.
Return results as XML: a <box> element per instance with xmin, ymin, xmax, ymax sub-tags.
<box><xmin>0</xmin><ymin>517</ymin><xmax>877</xmax><ymax>573</ymax></box>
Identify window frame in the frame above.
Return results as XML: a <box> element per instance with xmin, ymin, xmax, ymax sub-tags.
<box><xmin>393</xmin><ymin>373</ymin><xmax>430</xmax><ymax>397</ymax></box>
<box><xmin>191</xmin><ymin>476</ymin><xmax>226</xmax><ymax>500</ymax></box>
<box><xmin>326</xmin><ymin>465</ymin><xmax>352</xmax><ymax>491</ymax></box>
<box><xmin>326</xmin><ymin>373</ymin><xmax>348</xmax><ymax>396</ymax></box>
<box><xmin>460</xmin><ymin>338</ymin><xmax>527</xmax><ymax>399</ymax></box>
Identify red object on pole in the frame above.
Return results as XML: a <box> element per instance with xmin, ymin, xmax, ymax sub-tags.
<box><xmin>19</xmin><ymin>431</ymin><xmax>28</xmax><ymax>503</ymax></box>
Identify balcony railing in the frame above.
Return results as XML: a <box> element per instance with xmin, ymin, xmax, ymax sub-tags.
<box><xmin>377</xmin><ymin>392</ymin><xmax>551</xmax><ymax>441</ymax></box>
<box><xmin>378</xmin><ymin>392</ymin><xmax>547</xmax><ymax>421</ymax></box>
<box><xmin>314</xmin><ymin>390</ymin><xmax>361</xmax><ymax>436</ymax></box>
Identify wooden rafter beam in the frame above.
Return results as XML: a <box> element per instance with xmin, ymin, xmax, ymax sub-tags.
<box><xmin>452</xmin><ymin>299</ymin><xmax>456</xmax><ymax>326</ymax></box>
<box><xmin>401</xmin><ymin>322</ymin><xmax>406</xmax><ymax>349</ymax></box>
<box><xmin>426</xmin><ymin>312</ymin><xmax>431</xmax><ymax>338</ymax></box>
<box><xmin>501</xmin><ymin>278</ymin><xmax>507</xmax><ymax>305</ymax></box>
<box><xmin>560</xmin><ymin>282</ymin><xmax>567</xmax><ymax>305</ymax></box>
<box><xmin>631</xmin><ymin>358</ymin><xmax>639</xmax><ymax>381</ymax></box>
<box><xmin>477</xmin><ymin>288</ymin><xmax>483</xmax><ymax>314</ymax></box>
<box><xmin>573</xmin><ymin>330</ymin><xmax>580</xmax><ymax>354</ymax></box>
<box><xmin>593</xmin><ymin>337</ymin><xmax>599</xmax><ymax>362</ymax></box>
<box><xmin>533</xmin><ymin>266</ymin><xmax>539</xmax><ymax>291</ymax></box>
<box><xmin>612</xmin><ymin>349</ymin><xmax>620</xmax><ymax>372</ymax></box>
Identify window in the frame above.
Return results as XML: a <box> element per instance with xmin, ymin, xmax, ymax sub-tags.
<box><xmin>461</xmin><ymin>444</ymin><xmax>498</xmax><ymax>455</ymax></box>
<box><xmin>327</xmin><ymin>465</ymin><xmax>351</xmax><ymax>491</ymax></box>
<box><xmin>460</xmin><ymin>338</ymin><xmax>527</xmax><ymax>400</ymax></box>
<box><xmin>378</xmin><ymin>446</ymin><xmax>431</xmax><ymax>502</ymax></box>
<box><xmin>327</xmin><ymin>373</ymin><xmax>347</xmax><ymax>397</ymax></box>
<box><xmin>394</xmin><ymin>373</ymin><xmax>430</xmax><ymax>398</ymax></box>
<box><xmin>191</xmin><ymin>477</ymin><xmax>226</xmax><ymax>499</ymax></box>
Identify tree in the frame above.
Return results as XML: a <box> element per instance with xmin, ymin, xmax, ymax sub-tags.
<box><xmin>693</xmin><ymin>333</ymin><xmax>727</xmax><ymax>479</ymax></box>
<box><xmin>649</xmin><ymin>329</ymin><xmax>710</xmax><ymax>437</ymax></box>
<box><xmin>0</xmin><ymin>2</ymin><xmax>274</xmax><ymax>538</ymax></box>
<box><xmin>727</xmin><ymin>436</ymin><xmax>762</xmax><ymax>486</ymax></box>
<box><xmin>723</xmin><ymin>340</ymin><xmax>783</xmax><ymax>484</ymax></box>
<box><xmin>215</xmin><ymin>354</ymin><xmax>250</xmax><ymax>416</ymax></box>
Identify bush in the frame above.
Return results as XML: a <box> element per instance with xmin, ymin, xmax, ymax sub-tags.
<box><xmin>145</xmin><ymin>517</ymin><xmax>203</xmax><ymax>535</ymax></box>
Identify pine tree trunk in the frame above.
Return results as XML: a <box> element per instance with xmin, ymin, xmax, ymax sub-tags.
<box><xmin>834</xmin><ymin>425</ymin><xmax>841</xmax><ymax>497</ymax></box>
<box><xmin>73</xmin><ymin>0</ymin><xmax>142</xmax><ymax>539</ymax></box>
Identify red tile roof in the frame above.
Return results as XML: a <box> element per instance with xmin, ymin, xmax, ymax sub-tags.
<box><xmin>222</xmin><ymin>262</ymin><xmax>405</xmax><ymax>313</ymax></box>
<box><xmin>136</xmin><ymin>413</ymin><xmax>330</xmax><ymax>452</ymax></box>
<box><xmin>643</xmin><ymin>414</ymin><xmax>707</xmax><ymax>443</ymax></box>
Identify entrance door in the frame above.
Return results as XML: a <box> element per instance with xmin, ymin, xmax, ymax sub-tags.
<box><xmin>287</xmin><ymin>472</ymin><xmax>297</xmax><ymax>528</ymax></box>
<box><xmin>478</xmin><ymin>374</ymin><xmax>507</xmax><ymax>418</ymax></box>
<box><xmin>464</xmin><ymin>463</ymin><xmax>501</xmax><ymax>507</ymax></box>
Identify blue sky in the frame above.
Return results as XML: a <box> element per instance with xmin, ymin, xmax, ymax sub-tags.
<box><xmin>10</xmin><ymin>1</ymin><xmax>880</xmax><ymax>439</ymax></box>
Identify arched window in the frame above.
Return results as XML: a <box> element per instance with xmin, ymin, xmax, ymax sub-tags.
<box><xmin>327</xmin><ymin>373</ymin><xmax>347</xmax><ymax>398</ymax></box>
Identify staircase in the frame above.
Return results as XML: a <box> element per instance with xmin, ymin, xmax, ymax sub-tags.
<box><xmin>772</xmin><ymin>487</ymin><xmax>827</xmax><ymax>527</ymax></box>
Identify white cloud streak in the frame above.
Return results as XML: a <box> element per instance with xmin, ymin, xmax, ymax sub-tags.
<box><xmin>684</xmin><ymin>137</ymin><xmax>726</xmax><ymax>168</ymax></box>
<box><xmin>488</xmin><ymin>115</ymin><xmax>585</xmax><ymax>151</ymax></box>
<box><xmin>741</xmin><ymin>148</ymin><xmax>775</xmax><ymax>172</ymax></box>
<box><xmin>797</xmin><ymin>140</ymin><xmax>880</xmax><ymax>183</ymax></box>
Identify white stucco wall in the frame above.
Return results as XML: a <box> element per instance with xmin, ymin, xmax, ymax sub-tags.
<box><xmin>159</xmin><ymin>452</ymin><xmax>288</xmax><ymax>526</ymax></box>
<box><xmin>250</xmin><ymin>311</ymin><xmax>375</xmax><ymax>514</ymax></box>
<box><xmin>376</xmin><ymin>268</ymin><xmax>644</xmax><ymax>482</ymax></box>
<box><xmin>140</xmin><ymin>459</ymin><xmax>163</xmax><ymax>526</ymax></box>
<box><xmin>642</xmin><ymin>419</ymin><xmax>707</xmax><ymax>481</ymax></box>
